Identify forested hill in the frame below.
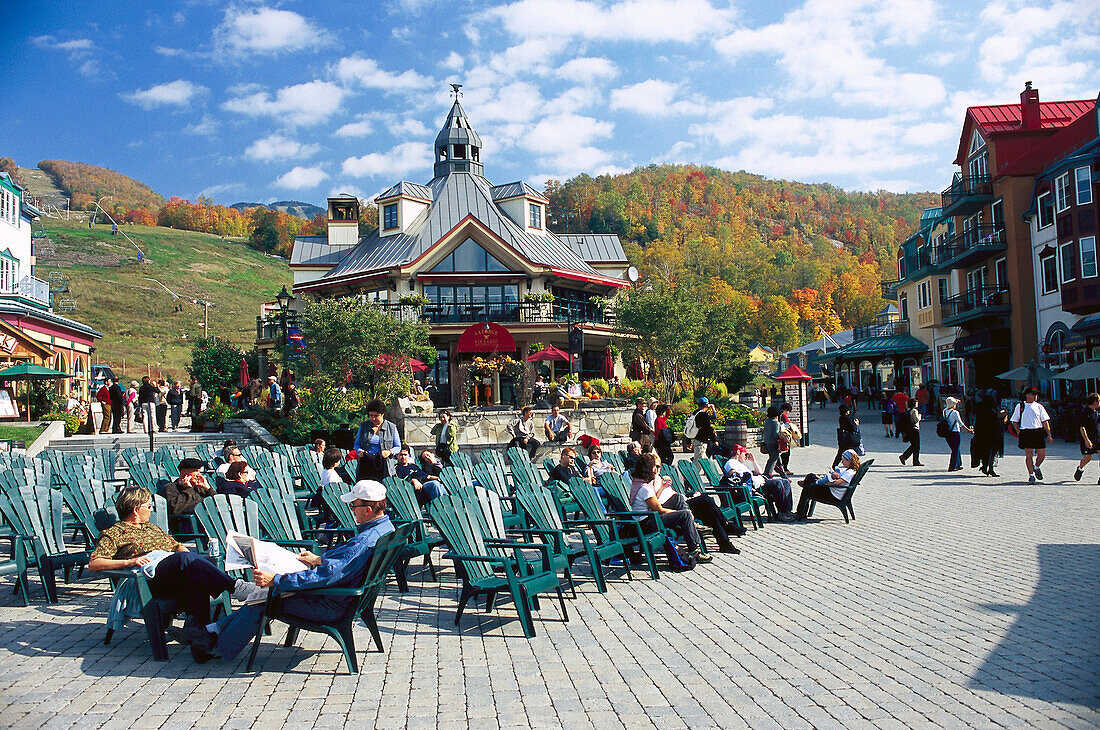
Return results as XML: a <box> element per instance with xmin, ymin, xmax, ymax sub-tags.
<box><xmin>544</xmin><ymin>165</ymin><xmax>936</xmax><ymax>347</ymax></box>
<box><xmin>35</xmin><ymin>159</ymin><xmax>165</xmax><ymax>211</ymax></box>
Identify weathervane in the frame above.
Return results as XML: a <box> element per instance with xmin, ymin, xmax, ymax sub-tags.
<box><xmin>450</xmin><ymin>83</ymin><xmax>462</xmax><ymax>99</ymax></box>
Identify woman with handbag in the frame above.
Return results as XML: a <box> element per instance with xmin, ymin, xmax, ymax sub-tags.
<box><xmin>942</xmin><ymin>396</ymin><xmax>972</xmax><ymax>471</ymax></box>
<box><xmin>653</xmin><ymin>404</ymin><xmax>676</xmax><ymax>466</ymax></box>
<box><xmin>761</xmin><ymin>406</ymin><xmax>788</xmax><ymax>477</ymax></box>
<box><xmin>430</xmin><ymin>410</ymin><xmax>458</xmax><ymax>468</ymax></box>
<box><xmin>353</xmin><ymin>399</ymin><xmax>401</xmax><ymax>482</ymax></box>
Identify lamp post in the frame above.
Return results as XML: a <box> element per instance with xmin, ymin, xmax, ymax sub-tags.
<box><xmin>276</xmin><ymin>285</ymin><xmax>294</xmax><ymax>382</ymax></box>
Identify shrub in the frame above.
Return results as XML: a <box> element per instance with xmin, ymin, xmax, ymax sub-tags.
<box><xmin>618</xmin><ymin>377</ymin><xmax>646</xmax><ymax>398</ymax></box>
<box><xmin>590</xmin><ymin>378</ymin><xmax>609</xmax><ymax>396</ymax></box>
<box><xmin>43</xmin><ymin>411</ymin><xmax>80</xmax><ymax>436</ymax></box>
<box><xmin>200</xmin><ymin>403</ymin><xmax>230</xmax><ymax>427</ymax></box>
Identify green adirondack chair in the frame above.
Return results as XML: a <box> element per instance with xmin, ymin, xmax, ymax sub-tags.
<box><xmin>195</xmin><ymin>443</ymin><xmax>217</xmax><ymax>468</ymax></box>
<box><xmin>603</xmin><ymin>451</ymin><xmax>625</xmax><ymax>472</ymax></box>
<box><xmin>470</xmin><ymin>462</ymin><xmax>525</xmax><ymax>529</ymax></box>
<box><xmin>318</xmin><ymin>483</ymin><xmax>371</xmax><ymax>547</ymax></box>
<box><xmin>243</xmin><ymin>445</ymin><xmax>275</xmax><ymax>473</ymax></box>
<box><xmin>506</xmin><ymin>445</ymin><xmax>531</xmax><ymax>467</ymax></box>
<box><xmin>295</xmin><ymin>449</ymin><xmax>323</xmax><ymax>498</ymax></box>
<box><xmin>193</xmin><ymin>494</ymin><xmax>273</xmax><ymax>580</ymax></box>
<box><xmin>514</xmin><ymin>482</ymin><xmax>624</xmax><ymax>594</ymax></box>
<box><xmin>597</xmin><ymin>472</ymin><xmax>671</xmax><ymax>574</ymax></box>
<box><xmin>380</xmin><ymin>476</ymin><xmax>439</xmax><ymax>591</ymax></box>
<box><xmin>248</xmin><ymin>487</ymin><xmax>320</xmax><ymax>554</ymax></box>
<box><xmin>509</xmin><ymin>457</ymin><xmax>542</xmax><ymax>492</ymax></box>
<box><xmin>439</xmin><ymin>467</ymin><xmax>476</xmax><ymax>499</ymax></box>
<box><xmin>478</xmin><ymin>449</ymin><xmax>507</xmax><ymax>474</ymax></box>
<box><xmin>429</xmin><ymin>494</ymin><xmax>568</xmax><ymax>638</ymax></box>
<box><xmin>710</xmin><ymin>457</ymin><xmax>772</xmax><ymax>520</ymax></box>
<box><xmin>0</xmin><ymin>489</ymin><xmax>31</xmax><ymax>605</ymax></box>
<box><xmin>246</xmin><ymin>522</ymin><xmax>413</xmax><ymax>674</ymax></box>
<box><xmin>0</xmin><ymin>483</ymin><xmax>92</xmax><ymax>603</ymax></box>
<box><xmin>58</xmin><ymin>477</ymin><xmax>114</xmax><ymax>543</ymax></box>
<box><xmin>570</xmin><ymin>475</ymin><xmax>657</xmax><ymax>580</ymax></box>
<box><xmin>449</xmin><ymin>451</ymin><xmax>474</xmax><ymax>472</ymax></box>
<box><xmin>677</xmin><ymin>460</ymin><xmax>757</xmax><ymax>530</ymax></box>
<box><xmin>806</xmin><ymin>459</ymin><xmax>873</xmax><ymax>523</ymax></box>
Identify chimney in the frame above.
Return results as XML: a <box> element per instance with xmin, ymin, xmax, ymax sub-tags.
<box><xmin>1020</xmin><ymin>81</ymin><xmax>1041</xmax><ymax>130</ymax></box>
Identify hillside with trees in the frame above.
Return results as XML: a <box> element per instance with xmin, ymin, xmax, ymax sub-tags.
<box><xmin>37</xmin><ymin>159</ymin><xmax>165</xmax><ymax>212</ymax></box>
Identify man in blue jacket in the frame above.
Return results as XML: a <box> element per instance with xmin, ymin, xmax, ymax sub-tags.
<box><xmin>177</xmin><ymin>480</ymin><xmax>394</xmax><ymax>663</ymax></box>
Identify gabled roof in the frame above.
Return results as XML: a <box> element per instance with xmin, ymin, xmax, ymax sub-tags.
<box><xmin>558</xmin><ymin>234</ymin><xmax>627</xmax><ymax>263</ymax></box>
<box><xmin>316</xmin><ymin>172</ymin><xmax>603</xmax><ymax>284</ymax></box>
<box><xmin>784</xmin><ymin>330</ymin><xmax>855</xmax><ymax>357</ymax></box>
<box><xmin>0</xmin><ymin>299</ymin><xmax>103</xmax><ymax>339</ymax></box>
<box><xmin>377</xmin><ymin>181</ymin><xmax>433</xmax><ymax>202</ymax></box>
<box><xmin>816</xmin><ymin>334</ymin><xmax>928</xmax><ymax>363</ymax></box>
<box><xmin>955</xmin><ymin>99</ymin><xmax>1094</xmax><ymax>166</ymax></box>
<box><xmin>490</xmin><ymin>181</ymin><xmax>549</xmax><ymax>203</ymax></box>
<box><xmin>290</xmin><ymin>236</ymin><xmax>353</xmax><ymax>267</ymax></box>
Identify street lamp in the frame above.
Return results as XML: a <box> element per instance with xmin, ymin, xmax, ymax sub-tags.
<box><xmin>276</xmin><ymin>285</ymin><xmax>295</xmax><ymax>382</ymax></box>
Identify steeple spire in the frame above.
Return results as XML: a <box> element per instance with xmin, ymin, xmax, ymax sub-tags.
<box><xmin>434</xmin><ymin>84</ymin><xmax>483</xmax><ymax>178</ymax></box>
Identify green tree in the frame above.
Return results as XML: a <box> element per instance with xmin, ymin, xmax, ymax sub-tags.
<box><xmin>757</xmin><ymin>296</ymin><xmax>800</xmax><ymax>352</ymax></box>
<box><xmin>688</xmin><ymin>302</ymin><xmax>754</xmax><ymax>394</ymax></box>
<box><xmin>613</xmin><ymin>283</ymin><xmax>701</xmax><ymax>403</ymax></box>
<box><xmin>188</xmin><ymin>337</ymin><xmax>244</xmax><ymax>389</ymax></box>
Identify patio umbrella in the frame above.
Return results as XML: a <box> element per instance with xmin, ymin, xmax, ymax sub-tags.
<box><xmin>526</xmin><ymin>344</ymin><xmax>570</xmax><ymax>382</ymax></box>
<box><xmin>1053</xmin><ymin>361</ymin><xmax>1100</xmax><ymax>380</ymax></box>
<box><xmin>0</xmin><ymin>362</ymin><xmax>73</xmax><ymax>423</ymax></box>
<box><xmin>996</xmin><ymin>365</ymin><xmax>1057</xmax><ymax>381</ymax></box>
<box><xmin>374</xmin><ymin>354</ymin><xmax>429</xmax><ymax>372</ymax></box>
<box><xmin>603</xmin><ymin>345</ymin><xmax>615</xmax><ymax>379</ymax></box>
<box><xmin>239</xmin><ymin>357</ymin><xmax>249</xmax><ymax>388</ymax></box>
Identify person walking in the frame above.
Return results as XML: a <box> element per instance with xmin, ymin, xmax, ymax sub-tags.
<box><xmin>167</xmin><ymin>381</ymin><xmax>184</xmax><ymax>430</ymax></box>
<box><xmin>973</xmin><ymin>392</ymin><xmax>1005</xmax><ymax>477</ymax></box>
<box><xmin>688</xmin><ymin>397</ymin><xmax>717</xmax><ymax>469</ymax></box>
<box><xmin>1074</xmin><ymin>393</ymin><xmax>1100</xmax><ymax>483</ymax></box>
<box><xmin>898</xmin><ymin>397</ymin><xmax>923</xmax><ymax>466</ymax></box>
<box><xmin>137</xmin><ymin>376</ymin><xmax>158</xmax><ymax>435</ymax></box>
<box><xmin>832</xmin><ymin>404</ymin><xmax>860</xmax><ymax>468</ymax></box>
<box><xmin>761</xmin><ymin>406</ymin><xmax>788</xmax><ymax>477</ymax></box>
<box><xmin>878</xmin><ymin>393</ymin><xmax>895</xmax><ymax>438</ymax></box>
<box><xmin>778</xmin><ymin>402</ymin><xmax>796</xmax><ymax>473</ymax></box>
<box><xmin>155</xmin><ymin>379</ymin><xmax>169</xmax><ymax>433</ymax></box>
<box><xmin>1009</xmin><ymin>387</ymin><xmax>1053</xmax><ymax>484</ymax></box>
<box><xmin>96</xmin><ymin>380</ymin><xmax>113</xmax><ymax>434</ymax></box>
<box><xmin>188</xmin><ymin>376</ymin><xmax>202</xmax><ymax>424</ymax></box>
<box><xmin>942</xmin><ymin>396</ymin><xmax>972</xmax><ymax>472</ymax></box>
<box><xmin>109</xmin><ymin>377</ymin><xmax>125</xmax><ymax>434</ymax></box>
<box><xmin>653</xmin><ymin>404</ymin><xmax>676</xmax><ymax>467</ymax></box>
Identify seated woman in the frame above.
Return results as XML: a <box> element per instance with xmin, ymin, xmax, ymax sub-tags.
<box><xmin>88</xmin><ymin>487</ymin><xmax>265</xmax><ymax>632</ymax></box>
<box><xmin>794</xmin><ymin>449</ymin><xmax>860</xmax><ymax>520</ymax></box>
<box><xmin>217</xmin><ymin>461</ymin><xmax>260</xmax><ymax>498</ymax></box>
<box><xmin>628</xmin><ymin>453</ymin><xmax>714</xmax><ymax>563</ymax></box>
<box><xmin>724</xmin><ymin>445</ymin><xmax>796</xmax><ymax>522</ymax></box>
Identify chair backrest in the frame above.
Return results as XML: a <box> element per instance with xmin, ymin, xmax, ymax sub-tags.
<box><xmin>84</xmin><ymin>448</ymin><xmax>117</xmax><ymax>478</ymax></box>
<box><xmin>506</xmin><ymin>446</ymin><xmax>531</xmax><ymax>468</ymax></box>
<box><xmin>479</xmin><ymin>449</ymin><xmax>507</xmax><ymax>473</ymax></box>
<box><xmin>381</xmin><ymin>476</ymin><xmax>425</xmax><ymax>523</ymax></box>
<box><xmin>0</xmin><ymin>467</ymin><xmax>39</xmax><ymax>491</ymax></box>
<box><xmin>455</xmin><ymin>486</ymin><xmax>516</xmax><ymax>560</ymax></box>
<box><xmin>120</xmin><ymin>447</ymin><xmax>151</xmax><ymax>471</ymax></box>
<box><xmin>296</xmin><ymin>450</ymin><xmax>323</xmax><ymax>493</ymax></box>
<box><xmin>676</xmin><ymin>460</ymin><xmax>707</xmax><ymax>494</ymax></box>
<box><xmin>37</xmin><ymin>450</ymin><xmax>66</xmax><ymax>475</ymax></box>
<box><xmin>428</xmin><ymin>494</ymin><xmax>494</xmax><ymax>582</ymax></box>
<box><xmin>699</xmin><ymin>458</ymin><xmax>724</xmax><ymax>487</ymax></box>
<box><xmin>515</xmin><ymin>483</ymin><xmax>564</xmax><ymax>532</ymax></box>
<box><xmin>59</xmin><ymin>478</ymin><xmax>112</xmax><ymax>541</ymax></box>
<box><xmin>450</xmin><ymin>451</ymin><xmax>474</xmax><ymax>472</ymax></box>
<box><xmin>509</xmin><ymin>458</ymin><xmax>542</xmax><ymax>490</ymax></box>
<box><xmin>271</xmin><ymin>443</ymin><xmax>295</xmax><ymax>464</ymax></box>
<box><xmin>320</xmin><ymin>483</ymin><xmax>357</xmax><ymax>530</ymax></box>
<box><xmin>254</xmin><ymin>465</ymin><xmax>295</xmax><ymax>498</ymax></box>
<box><xmin>439</xmin><ymin>467</ymin><xmax>475</xmax><ymax>497</ymax></box>
<box><xmin>604</xmin><ymin>451</ymin><xmax>624</xmax><ymax>472</ymax></box>
<box><xmin>573</xmin><ymin>452</ymin><xmax>589</xmax><ymax>469</ymax></box>
<box><xmin>195</xmin><ymin>443</ymin><xmax>217</xmax><ymax>466</ymax></box>
<box><xmin>568</xmin><ymin>477</ymin><xmax>613</xmax><ymax>543</ymax></box>
<box><xmin>194</xmin><ymin>493</ymin><xmax>260</xmax><ymax>546</ymax></box>
<box><xmin>599</xmin><ymin>472</ymin><xmax>632</xmax><ymax>512</ymax></box>
<box><xmin>660</xmin><ymin>463</ymin><xmax>686</xmax><ymax>495</ymax></box>
<box><xmin>0</xmin><ymin>483</ymin><xmax>66</xmax><ymax>557</ymax></box>
<box><xmin>844</xmin><ymin>459</ymin><xmax>873</xmax><ymax>500</ymax></box>
<box><xmin>355</xmin><ymin>523</ymin><xmax>415</xmax><ymax>605</ymax></box>
<box><xmin>471</xmin><ymin>462</ymin><xmax>510</xmax><ymax>499</ymax></box>
<box><xmin>249</xmin><ymin>487</ymin><xmax>305</xmax><ymax>541</ymax></box>
<box><xmin>243</xmin><ymin>445</ymin><xmax>274</xmax><ymax>472</ymax></box>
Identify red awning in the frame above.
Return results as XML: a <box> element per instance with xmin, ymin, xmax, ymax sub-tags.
<box><xmin>526</xmin><ymin>344</ymin><xmax>570</xmax><ymax>362</ymax></box>
<box><xmin>776</xmin><ymin>364</ymin><xmax>813</xmax><ymax>381</ymax></box>
<box><xmin>456</xmin><ymin>322</ymin><xmax>516</xmax><ymax>354</ymax></box>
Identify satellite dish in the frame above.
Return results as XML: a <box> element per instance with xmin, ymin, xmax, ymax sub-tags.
<box><xmin>626</xmin><ymin>266</ymin><xmax>639</xmax><ymax>282</ymax></box>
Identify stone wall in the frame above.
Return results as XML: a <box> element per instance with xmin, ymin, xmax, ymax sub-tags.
<box><xmin>399</xmin><ymin>406</ymin><xmax>634</xmax><ymax>451</ymax></box>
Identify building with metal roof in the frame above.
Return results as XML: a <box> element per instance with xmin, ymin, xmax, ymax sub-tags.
<box><xmin>267</xmin><ymin>89</ymin><xmax>632</xmax><ymax>406</ymax></box>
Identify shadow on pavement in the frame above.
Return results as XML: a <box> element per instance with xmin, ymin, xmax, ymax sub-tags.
<box><xmin>969</xmin><ymin>543</ymin><xmax>1100</xmax><ymax>708</ymax></box>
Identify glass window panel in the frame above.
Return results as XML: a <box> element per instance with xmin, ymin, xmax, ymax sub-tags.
<box><xmin>1077</xmin><ymin>167</ymin><xmax>1093</xmax><ymax>205</ymax></box>
<box><xmin>451</xmin><ymin>239</ymin><xmax>482</xmax><ymax>270</ymax></box>
<box><xmin>1082</xmin><ymin>237</ymin><xmax>1097</xmax><ymax>278</ymax></box>
<box><xmin>504</xmin><ymin>285</ymin><xmax>518</xmax><ymax>302</ymax></box>
<box><xmin>1061</xmin><ymin>243</ymin><xmax>1077</xmax><ymax>282</ymax></box>
<box><xmin>1042</xmin><ymin>256</ymin><xmax>1058</xmax><ymax>293</ymax></box>
<box><xmin>424</xmin><ymin>285</ymin><xmax>438</xmax><ymax>302</ymax></box>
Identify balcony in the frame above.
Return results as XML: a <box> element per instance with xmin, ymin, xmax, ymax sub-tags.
<box><xmin>941</xmin><ymin>286</ymin><xmax>1011</xmax><ymax>327</ymax></box>
<box><xmin>256</xmin><ymin>301</ymin><xmax>612</xmax><ymax>341</ymax></box>
<box><xmin>0</xmin><ymin>275</ymin><xmax>51</xmax><ymax>308</ymax></box>
<box><xmin>935</xmin><ymin>225</ymin><xmax>1007</xmax><ymax>270</ymax></box>
<box><xmin>1060</xmin><ymin>279</ymin><xmax>1100</xmax><ymax>316</ymax></box>
<box><xmin>852</xmin><ymin>320</ymin><xmax>910</xmax><ymax>341</ymax></box>
<box><xmin>880</xmin><ymin>279</ymin><xmax>900</xmax><ymax>300</ymax></box>
<box><xmin>941</xmin><ymin>175</ymin><xmax>993</xmax><ymax>217</ymax></box>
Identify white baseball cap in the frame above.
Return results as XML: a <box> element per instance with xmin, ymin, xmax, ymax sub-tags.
<box><xmin>339</xmin><ymin>480</ymin><xmax>387</xmax><ymax>503</ymax></box>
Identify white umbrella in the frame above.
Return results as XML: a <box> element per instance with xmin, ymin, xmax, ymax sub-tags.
<box><xmin>1052</xmin><ymin>361</ymin><xmax>1100</xmax><ymax>380</ymax></box>
<box><xmin>996</xmin><ymin>365</ymin><xmax>1057</xmax><ymax>381</ymax></box>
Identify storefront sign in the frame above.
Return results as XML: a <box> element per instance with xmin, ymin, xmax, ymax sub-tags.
<box><xmin>456</xmin><ymin>322</ymin><xmax>516</xmax><ymax>353</ymax></box>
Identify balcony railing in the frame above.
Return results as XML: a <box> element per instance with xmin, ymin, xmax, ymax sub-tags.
<box><xmin>941</xmin><ymin>175</ymin><xmax>993</xmax><ymax>216</ymax></box>
<box><xmin>935</xmin><ymin>225</ymin><xmax>1006</xmax><ymax>270</ymax></box>
<box><xmin>941</xmin><ymin>286</ymin><xmax>1011</xmax><ymax>326</ymax></box>
<box><xmin>256</xmin><ymin>301</ymin><xmax>612</xmax><ymax>341</ymax></box>
<box><xmin>0</xmin><ymin>275</ymin><xmax>51</xmax><ymax>307</ymax></box>
<box><xmin>852</xmin><ymin>320</ymin><xmax>910</xmax><ymax>341</ymax></box>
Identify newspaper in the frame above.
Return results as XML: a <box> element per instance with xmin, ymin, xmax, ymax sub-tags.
<box><xmin>139</xmin><ymin>550</ymin><xmax>174</xmax><ymax>578</ymax></box>
<box><xmin>223</xmin><ymin>530</ymin><xmax>310</xmax><ymax>576</ymax></box>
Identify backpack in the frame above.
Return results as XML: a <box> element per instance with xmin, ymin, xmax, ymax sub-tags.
<box><xmin>683</xmin><ymin>411</ymin><xmax>700</xmax><ymax>440</ymax></box>
<box><xmin>936</xmin><ymin>417</ymin><xmax>949</xmax><ymax>438</ymax></box>
<box><xmin>662</xmin><ymin>535</ymin><xmax>696</xmax><ymax>571</ymax></box>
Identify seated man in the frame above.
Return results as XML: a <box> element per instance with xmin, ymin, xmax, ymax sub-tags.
<box><xmin>794</xmin><ymin>449</ymin><xmax>860</xmax><ymax>521</ymax></box>
<box><xmin>164</xmin><ymin>458</ymin><xmax>216</xmax><ymax>516</ymax></box>
<box><xmin>419</xmin><ymin>450</ymin><xmax>444</xmax><ymax>477</ymax></box>
<box><xmin>215</xmin><ymin>446</ymin><xmax>255</xmax><ymax>481</ymax></box>
<box><xmin>544</xmin><ymin>404</ymin><xmax>572</xmax><ymax>444</ymax></box>
<box><xmin>547</xmin><ymin>447</ymin><xmax>588</xmax><ymax>486</ymax></box>
<box><xmin>393</xmin><ymin>446</ymin><xmax>447</xmax><ymax>505</ymax></box>
<box><xmin>724</xmin><ymin>445</ymin><xmax>795</xmax><ymax>522</ymax></box>
<box><xmin>506</xmin><ymin>406</ymin><xmax>540</xmax><ymax>458</ymax></box>
<box><xmin>176</xmin><ymin>480</ymin><xmax>395</xmax><ymax>663</ymax></box>
<box><xmin>623</xmin><ymin>440</ymin><xmax>642</xmax><ymax>472</ymax></box>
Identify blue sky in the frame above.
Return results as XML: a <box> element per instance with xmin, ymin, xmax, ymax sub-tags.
<box><xmin>3</xmin><ymin>0</ymin><xmax>1098</xmax><ymax>206</ymax></box>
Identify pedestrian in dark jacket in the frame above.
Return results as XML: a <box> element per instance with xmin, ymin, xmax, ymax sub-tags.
<box><xmin>832</xmin><ymin>404</ymin><xmax>860</xmax><ymax>468</ymax></box>
<box><xmin>108</xmin><ymin>378</ymin><xmax>125</xmax><ymax>433</ymax></box>
<box><xmin>166</xmin><ymin>381</ymin><xmax>184</xmax><ymax>430</ymax></box>
<box><xmin>972</xmin><ymin>393</ymin><xmax>1004</xmax><ymax>476</ymax></box>
<box><xmin>761</xmin><ymin>406</ymin><xmax>788</xmax><ymax>477</ymax></box>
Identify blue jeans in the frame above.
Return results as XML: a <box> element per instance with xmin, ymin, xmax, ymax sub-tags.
<box><xmin>946</xmin><ymin>430</ymin><xmax>961</xmax><ymax>470</ymax></box>
<box><xmin>421</xmin><ymin>480</ymin><xmax>446</xmax><ymax>503</ymax></box>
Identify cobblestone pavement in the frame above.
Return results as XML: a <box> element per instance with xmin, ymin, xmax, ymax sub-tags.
<box><xmin>1</xmin><ymin>427</ymin><xmax>1097</xmax><ymax>729</ymax></box>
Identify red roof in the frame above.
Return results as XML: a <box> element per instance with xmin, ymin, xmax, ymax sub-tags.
<box><xmin>776</xmin><ymin>364</ymin><xmax>812</xmax><ymax>381</ymax></box>
<box><xmin>955</xmin><ymin>98</ymin><xmax>1094</xmax><ymax>167</ymax></box>
<box><xmin>1001</xmin><ymin>105</ymin><xmax>1097</xmax><ymax>177</ymax></box>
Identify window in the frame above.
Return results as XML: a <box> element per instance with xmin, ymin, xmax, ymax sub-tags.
<box><xmin>382</xmin><ymin>203</ymin><xmax>398</xmax><ymax>230</ymax></box>
<box><xmin>1077</xmin><ymin>167</ymin><xmax>1093</xmax><ymax>205</ymax></box>
<box><xmin>899</xmin><ymin>295</ymin><xmax>908</xmax><ymax>322</ymax></box>
<box><xmin>1041</xmin><ymin>255</ymin><xmax>1058</xmax><ymax>294</ymax></box>
<box><xmin>529</xmin><ymin>203</ymin><xmax>542</xmax><ymax>229</ymax></box>
<box><xmin>1055</xmin><ymin>172</ymin><xmax>1071</xmax><ymax>213</ymax></box>
<box><xmin>430</xmin><ymin>238</ymin><xmax>509</xmax><ymax>272</ymax></box>
<box><xmin>1061</xmin><ymin>242</ymin><xmax>1077</xmax><ymax>283</ymax></box>
<box><xmin>1082</xmin><ymin>236</ymin><xmax>1098</xmax><ymax>278</ymax></box>
<box><xmin>966</xmin><ymin>266</ymin><xmax>987</xmax><ymax>293</ymax></box>
<box><xmin>990</xmin><ymin>199</ymin><xmax>1004</xmax><ymax>230</ymax></box>
<box><xmin>897</xmin><ymin>254</ymin><xmax>907</xmax><ymax>281</ymax></box>
<box><xmin>453</xmin><ymin>144</ymin><xmax>467</xmax><ymax>160</ymax></box>
<box><xmin>995</xmin><ymin>257</ymin><xmax>1008</xmax><ymax>287</ymax></box>
<box><xmin>917</xmin><ymin>280</ymin><xmax>931</xmax><ymax>309</ymax></box>
<box><xmin>938</xmin><ymin>345</ymin><xmax>958</xmax><ymax>386</ymax></box>
<box><xmin>938</xmin><ymin>277</ymin><xmax>949</xmax><ymax>303</ymax></box>
<box><xmin>968</xmin><ymin>150</ymin><xmax>988</xmax><ymax>179</ymax></box>
<box><xmin>968</xmin><ymin>130</ymin><xmax>985</xmax><ymax>156</ymax></box>
<box><xmin>1037</xmin><ymin>192</ymin><xmax>1053</xmax><ymax>229</ymax></box>
<box><xmin>0</xmin><ymin>254</ymin><xmax>17</xmax><ymax>292</ymax></box>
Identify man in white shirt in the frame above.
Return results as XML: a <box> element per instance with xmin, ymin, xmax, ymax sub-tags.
<box><xmin>643</xmin><ymin>398</ymin><xmax>658</xmax><ymax>449</ymax></box>
<box><xmin>544</xmin><ymin>404</ymin><xmax>572</xmax><ymax>443</ymax></box>
<box><xmin>1010</xmin><ymin>387</ymin><xmax>1053</xmax><ymax>484</ymax></box>
<box><xmin>507</xmin><ymin>406</ymin><xmax>540</xmax><ymax>457</ymax></box>
<box><xmin>215</xmin><ymin>447</ymin><xmax>255</xmax><ymax>482</ymax></box>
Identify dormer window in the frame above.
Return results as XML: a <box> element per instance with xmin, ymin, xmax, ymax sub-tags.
<box><xmin>383</xmin><ymin>203</ymin><xmax>398</xmax><ymax>230</ymax></box>
<box><xmin>529</xmin><ymin>203</ymin><xmax>542</xmax><ymax>229</ymax></box>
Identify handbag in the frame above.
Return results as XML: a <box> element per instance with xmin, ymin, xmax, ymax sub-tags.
<box><xmin>662</xmin><ymin>535</ymin><xmax>696</xmax><ymax>571</ymax></box>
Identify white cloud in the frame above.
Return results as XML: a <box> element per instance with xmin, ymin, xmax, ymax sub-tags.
<box><xmin>521</xmin><ymin>113</ymin><xmax>613</xmax><ymax>155</ymax></box>
<box><xmin>31</xmin><ymin>35</ymin><xmax>105</xmax><ymax>78</ymax></box>
<box><xmin>335</xmin><ymin>120</ymin><xmax>375</xmax><ymax>138</ymax></box>
<box><xmin>441</xmin><ymin>51</ymin><xmax>464</xmax><ymax>71</ymax></box>
<box><xmin>462</xmin><ymin>82</ymin><xmax>546</xmax><ymax>124</ymax></box>
<box><xmin>333</xmin><ymin>55</ymin><xmax>433</xmax><ymax>92</ymax></box>
<box><xmin>185</xmin><ymin>114</ymin><xmax>220</xmax><ymax>136</ymax></box>
<box><xmin>388</xmin><ymin>118</ymin><xmax>430</xmax><ymax>137</ymax></box>
<box><xmin>245</xmin><ymin>134</ymin><xmax>321</xmax><ymax>162</ymax></box>
<box><xmin>551</xmin><ymin>86</ymin><xmax>602</xmax><ymax>114</ymax></box>
<box><xmin>609</xmin><ymin>79</ymin><xmax>703</xmax><ymax>116</ymax></box>
<box><xmin>273</xmin><ymin>166</ymin><xmax>328</xmax><ymax>190</ymax></box>
<box><xmin>478</xmin><ymin>0</ymin><xmax>735</xmax><ymax>42</ymax></box>
<box><xmin>32</xmin><ymin>36</ymin><xmax>95</xmax><ymax>52</ymax></box>
<box><xmin>342</xmin><ymin>142</ymin><xmax>433</xmax><ymax>178</ymax></box>
<box><xmin>198</xmin><ymin>182</ymin><xmax>244</xmax><ymax>199</ymax></box>
<box><xmin>215</xmin><ymin>7</ymin><xmax>330</xmax><ymax>56</ymax></box>
<box><xmin>123</xmin><ymin>80</ymin><xmax>208</xmax><ymax>109</ymax></box>
<box><xmin>555</xmin><ymin>57</ymin><xmax>618</xmax><ymax>83</ymax></box>
<box><xmin>222</xmin><ymin>81</ymin><xmax>349</xmax><ymax>126</ymax></box>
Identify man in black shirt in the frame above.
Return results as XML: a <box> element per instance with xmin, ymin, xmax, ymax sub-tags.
<box><xmin>629</xmin><ymin>398</ymin><xmax>653</xmax><ymax>447</ymax></box>
<box><xmin>394</xmin><ymin>447</ymin><xmax>445</xmax><ymax>505</ymax></box>
<box><xmin>1075</xmin><ymin>393</ymin><xmax>1100</xmax><ymax>482</ymax></box>
<box><xmin>690</xmin><ymin>397</ymin><xmax>717</xmax><ymax>467</ymax></box>
<box><xmin>108</xmin><ymin>378</ymin><xmax>125</xmax><ymax>433</ymax></box>
<box><xmin>547</xmin><ymin>447</ymin><xmax>588</xmax><ymax>487</ymax></box>
<box><xmin>138</xmin><ymin>376</ymin><xmax>159</xmax><ymax>435</ymax></box>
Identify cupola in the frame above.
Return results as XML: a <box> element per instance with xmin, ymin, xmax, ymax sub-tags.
<box><xmin>326</xmin><ymin>194</ymin><xmax>359</xmax><ymax>247</ymax></box>
<box><xmin>434</xmin><ymin>84</ymin><xmax>483</xmax><ymax>178</ymax></box>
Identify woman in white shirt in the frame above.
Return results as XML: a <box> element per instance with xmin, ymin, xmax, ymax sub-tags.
<box><xmin>795</xmin><ymin>450</ymin><xmax>860</xmax><ymax>520</ymax></box>
<box><xmin>943</xmin><ymin>396</ymin><xmax>973</xmax><ymax>472</ymax></box>
<box><xmin>1009</xmin><ymin>387</ymin><xmax>1053</xmax><ymax>484</ymax></box>
<box><xmin>628</xmin><ymin>453</ymin><xmax>712</xmax><ymax>563</ymax></box>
